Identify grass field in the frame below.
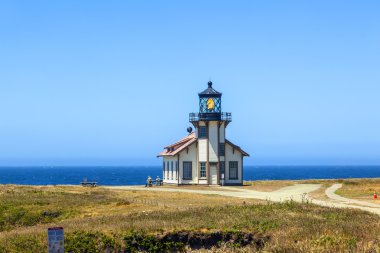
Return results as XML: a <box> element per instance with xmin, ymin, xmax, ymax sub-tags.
<box><xmin>1</xmin><ymin>181</ymin><xmax>380</xmax><ymax>252</ymax></box>
<box><xmin>336</xmin><ymin>178</ymin><xmax>380</xmax><ymax>204</ymax></box>
<box><xmin>242</xmin><ymin>180</ymin><xmax>295</xmax><ymax>191</ymax></box>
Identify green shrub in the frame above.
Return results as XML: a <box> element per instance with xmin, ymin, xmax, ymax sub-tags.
<box><xmin>65</xmin><ymin>231</ymin><xmax>121</xmax><ymax>253</ymax></box>
<box><xmin>0</xmin><ymin>207</ymin><xmax>42</xmax><ymax>231</ymax></box>
<box><xmin>312</xmin><ymin>235</ymin><xmax>357</xmax><ymax>248</ymax></box>
<box><xmin>124</xmin><ymin>230</ymin><xmax>185</xmax><ymax>253</ymax></box>
<box><xmin>0</xmin><ymin>234</ymin><xmax>43</xmax><ymax>253</ymax></box>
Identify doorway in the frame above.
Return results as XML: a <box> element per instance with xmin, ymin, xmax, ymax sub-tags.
<box><xmin>210</xmin><ymin>164</ymin><xmax>218</xmax><ymax>185</ymax></box>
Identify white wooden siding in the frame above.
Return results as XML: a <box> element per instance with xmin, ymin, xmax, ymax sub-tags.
<box><xmin>161</xmin><ymin>119</ymin><xmax>244</xmax><ymax>186</ymax></box>
<box><xmin>198</xmin><ymin>139</ymin><xmax>207</xmax><ymax>162</ymax></box>
<box><xmin>219</xmin><ymin>122</ymin><xmax>225</xmax><ymax>142</ymax></box>
<box><xmin>178</xmin><ymin>142</ymin><xmax>198</xmax><ymax>184</ymax></box>
<box><xmin>208</xmin><ymin>121</ymin><xmax>218</xmax><ymax>162</ymax></box>
<box><xmin>162</xmin><ymin>156</ymin><xmax>179</xmax><ymax>184</ymax></box>
<box><xmin>224</xmin><ymin>142</ymin><xmax>243</xmax><ymax>184</ymax></box>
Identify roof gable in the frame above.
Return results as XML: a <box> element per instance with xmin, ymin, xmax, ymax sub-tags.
<box><xmin>157</xmin><ymin>133</ymin><xmax>196</xmax><ymax>157</ymax></box>
<box><xmin>225</xmin><ymin>139</ymin><xmax>250</xmax><ymax>157</ymax></box>
<box><xmin>158</xmin><ymin>134</ymin><xmax>250</xmax><ymax>157</ymax></box>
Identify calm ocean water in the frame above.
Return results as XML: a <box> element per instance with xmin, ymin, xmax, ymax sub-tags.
<box><xmin>0</xmin><ymin>166</ymin><xmax>379</xmax><ymax>186</ymax></box>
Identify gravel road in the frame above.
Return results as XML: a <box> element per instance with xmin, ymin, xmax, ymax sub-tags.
<box><xmin>107</xmin><ymin>183</ymin><xmax>380</xmax><ymax>215</ymax></box>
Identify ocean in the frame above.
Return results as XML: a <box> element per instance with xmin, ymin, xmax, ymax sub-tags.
<box><xmin>0</xmin><ymin>166</ymin><xmax>379</xmax><ymax>186</ymax></box>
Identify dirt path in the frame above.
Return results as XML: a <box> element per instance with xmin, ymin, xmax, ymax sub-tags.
<box><xmin>325</xmin><ymin>184</ymin><xmax>380</xmax><ymax>208</ymax></box>
<box><xmin>108</xmin><ymin>184</ymin><xmax>321</xmax><ymax>202</ymax></box>
<box><xmin>314</xmin><ymin>184</ymin><xmax>380</xmax><ymax>214</ymax></box>
<box><xmin>298</xmin><ymin>184</ymin><xmax>380</xmax><ymax>215</ymax></box>
<box><xmin>107</xmin><ymin>184</ymin><xmax>380</xmax><ymax>215</ymax></box>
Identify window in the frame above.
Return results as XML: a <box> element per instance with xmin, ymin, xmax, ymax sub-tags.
<box><xmin>171</xmin><ymin>161</ymin><xmax>173</xmax><ymax>179</ymax></box>
<box><xmin>219</xmin><ymin>143</ymin><xmax>225</xmax><ymax>156</ymax></box>
<box><xmin>220</xmin><ymin>162</ymin><xmax>225</xmax><ymax>178</ymax></box>
<box><xmin>166</xmin><ymin>161</ymin><xmax>170</xmax><ymax>179</ymax></box>
<box><xmin>183</xmin><ymin>162</ymin><xmax>192</xmax><ymax>180</ymax></box>
<box><xmin>200</xmin><ymin>162</ymin><xmax>206</xmax><ymax>178</ymax></box>
<box><xmin>175</xmin><ymin>161</ymin><xmax>178</xmax><ymax>179</ymax></box>
<box><xmin>199</xmin><ymin>126</ymin><xmax>207</xmax><ymax>139</ymax></box>
<box><xmin>229</xmin><ymin>161</ymin><xmax>238</xmax><ymax>180</ymax></box>
<box><xmin>163</xmin><ymin>162</ymin><xmax>165</xmax><ymax>179</ymax></box>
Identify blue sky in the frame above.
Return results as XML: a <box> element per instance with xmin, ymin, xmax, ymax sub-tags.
<box><xmin>0</xmin><ymin>1</ymin><xmax>379</xmax><ymax>166</ymax></box>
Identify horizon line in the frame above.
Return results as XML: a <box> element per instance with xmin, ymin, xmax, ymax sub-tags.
<box><xmin>0</xmin><ymin>164</ymin><xmax>379</xmax><ymax>167</ymax></box>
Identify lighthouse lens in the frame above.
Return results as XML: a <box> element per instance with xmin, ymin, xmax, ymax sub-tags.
<box><xmin>207</xmin><ymin>98</ymin><xmax>215</xmax><ymax>110</ymax></box>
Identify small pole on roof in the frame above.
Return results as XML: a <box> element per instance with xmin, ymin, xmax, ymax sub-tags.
<box><xmin>208</xmin><ymin>81</ymin><xmax>212</xmax><ymax>88</ymax></box>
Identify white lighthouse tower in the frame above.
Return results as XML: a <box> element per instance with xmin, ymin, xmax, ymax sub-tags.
<box><xmin>158</xmin><ymin>81</ymin><xmax>249</xmax><ymax>186</ymax></box>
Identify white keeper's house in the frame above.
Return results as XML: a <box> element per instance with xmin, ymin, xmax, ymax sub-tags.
<box><xmin>158</xmin><ymin>81</ymin><xmax>249</xmax><ymax>186</ymax></box>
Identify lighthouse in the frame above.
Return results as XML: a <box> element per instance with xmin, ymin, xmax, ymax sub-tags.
<box><xmin>158</xmin><ymin>81</ymin><xmax>249</xmax><ymax>185</ymax></box>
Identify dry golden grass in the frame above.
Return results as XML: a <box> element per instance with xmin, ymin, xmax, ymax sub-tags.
<box><xmin>308</xmin><ymin>185</ymin><xmax>330</xmax><ymax>201</ymax></box>
<box><xmin>0</xmin><ymin>185</ymin><xmax>262</xmax><ymax>251</ymax></box>
<box><xmin>336</xmin><ymin>178</ymin><xmax>380</xmax><ymax>204</ymax></box>
<box><xmin>2</xmin><ymin>182</ymin><xmax>380</xmax><ymax>252</ymax></box>
<box><xmin>242</xmin><ymin>180</ymin><xmax>295</xmax><ymax>191</ymax></box>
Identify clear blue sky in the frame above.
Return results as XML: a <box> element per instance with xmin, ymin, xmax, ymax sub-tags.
<box><xmin>0</xmin><ymin>1</ymin><xmax>379</xmax><ymax>166</ymax></box>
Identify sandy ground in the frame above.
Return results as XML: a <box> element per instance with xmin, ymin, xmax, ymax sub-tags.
<box><xmin>107</xmin><ymin>184</ymin><xmax>380</xmax><ymax>215</ymax></box>
<box><xmin>109</xmin><ymin>184</ymin><xmax>320</xmax><ymax>202</ymax></box>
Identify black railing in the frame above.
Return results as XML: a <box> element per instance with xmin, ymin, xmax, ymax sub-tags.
<box><xmin>189</xmin><ymin>112</ymin><xmax>232</xmax><ymax>122</ymax></box>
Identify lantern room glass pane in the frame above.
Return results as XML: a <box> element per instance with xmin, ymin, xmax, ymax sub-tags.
<box><xmin>199</xmin><ymin>97</ymin><xmax>221</xmax><ymax>113</ymax></box>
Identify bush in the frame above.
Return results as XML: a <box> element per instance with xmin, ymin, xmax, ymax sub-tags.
<box><xmin>123</xmin><ymin>230</ymin><xmax>268</xmax><ymax>252</ymax></box>
<box><xmin>65</xmin><ymin>231</ymin><xmax>121</xmax><ymax>253</ymax></box>
<box><xmin>0</xmin><ymin>207</ymin><xmax>42</xmax><ymax>231</ymax></box>
<box><xmin>124</xmin><ymin>230</ymin><xmax>185</xmax><ymax>253</ymax></box>
<box><xmin>0</xmin><ymin>234</ymin><xmax>43</xmax><ymax>253</ymax></box>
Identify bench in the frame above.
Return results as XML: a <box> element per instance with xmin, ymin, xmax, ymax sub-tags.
<box><xmin>81</xmin><ymin>180</ymin><xmax>97</xmax><ymax>187</ymax></box>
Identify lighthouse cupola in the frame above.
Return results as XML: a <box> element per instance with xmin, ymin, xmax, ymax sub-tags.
<box><xmin>199</xmin><ymin>81</ymin><xmax>222</xmax><ymax>121</ymax></box>
<box><xmin>189</xmin><ymin>81</ymin><xmax>231</xmax><ymax>124</ymax></box>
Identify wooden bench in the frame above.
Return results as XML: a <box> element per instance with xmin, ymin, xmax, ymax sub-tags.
<box><xmin>81</xmin><ymin>181</ymin><xmax>97</xmax><ymax>187</ymax></box>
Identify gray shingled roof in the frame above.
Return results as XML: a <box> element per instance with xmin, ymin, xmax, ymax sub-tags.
<box><xmin>198</xmin><ymin>81</ymin><xmax>222</xmax><ymax>96</ymax></box>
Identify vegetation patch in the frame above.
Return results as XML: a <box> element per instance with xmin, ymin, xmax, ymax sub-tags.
<box><xmin>64</xmin><ymin>230</ymin><xmax>269</xmax><ymax>252</ymax></box>
<box><xmin>0</xmin><ymin>234</ymin><xmax>42</xmax><ymax>253</ymax></box>
<box><xmin>0</xmin><ymin>206</ymin><xmax>50</xmax><ymax>231</ymax></box>
<box><xmin>124</xmin><ymin>230</ymin><xmax>269</xmax><ymax>252</ymax></box>
<box><xmin>337</xmin><ymin>178</ymin><xmax>380</xmax><ymax>198</ymax></box>
<box><xmin>311</xmin><ymin>234</ymin><xmax>357</xmax><ymax>252</ymax></box>
<box><xmin>2</xmin><ymin>184</ymin><xmax>380</xmax><ymax>252</ymax></box>
<box><xmin>65</xmin><ymin>231</ymin><xmax>122</xmax><ymax>253</ymax></box>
